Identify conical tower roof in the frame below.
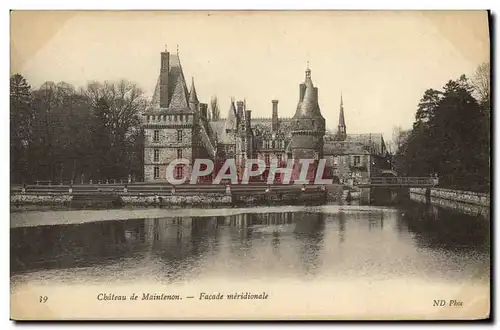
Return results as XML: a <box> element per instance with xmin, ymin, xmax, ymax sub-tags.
<box><xmin>293</xmin><ymin>65</ymin><xmax>323</xmax><ymax>119</ymax></box>
<box><xmin>189</xmin><ymin>77</ymin><xmax>199</xmax><ymax>104</ymax></box>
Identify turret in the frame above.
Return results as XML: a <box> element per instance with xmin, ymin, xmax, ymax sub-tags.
<box><xmin>291</xmin><ymin>64</ymin><xmax>326</xmax><ymax>160</ymax></box>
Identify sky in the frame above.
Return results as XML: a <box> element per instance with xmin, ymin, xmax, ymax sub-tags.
<box><xmin>10</xmin><ymin>10</ymin><xmax>490</xmax><ymax>141</ymax></box>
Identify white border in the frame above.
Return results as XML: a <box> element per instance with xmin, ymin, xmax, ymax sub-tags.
<box><xmin>2</xmin><ymin>1</ymin><xmax>497</xmax><ymax>329</ymax></box>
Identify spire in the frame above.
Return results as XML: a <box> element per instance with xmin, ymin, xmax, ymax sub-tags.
<box><xmin>305</xmin><ymin>61</ymin><xmax>311</xmax><ymax>81</ymax></box>
<box><xmin>336</xmin><ymin>93</ymin><xmax>347</xmax><ymax>141</ymax></box>
<box><xmin>189</xmin><ymin>77</ymin><xmax>199</xmax><ymax>104</ymax></box>
<box><xmin>338</xmin><ymin>92</ymin><xmax>345</xmax><ymax>127</ymax></box>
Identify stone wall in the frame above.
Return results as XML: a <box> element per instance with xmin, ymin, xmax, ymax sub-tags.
<box><xmin>409</xmin><ymin>189</ymin><xmax>489</xmax><ymax>217</ymax></box>
<box><xmin>234</xmin><ymin>190</ymin><xmax>326</xmax><ymax>206</ymax></box>
<box><xmin>144</xmin><ymin>125</ymin><xmax>194</xmax><ymax>182</ymax></box>
<box><xmin>11</xmin><ymin>193</ymin><xmax>72</xmax><ymax>205</ymax></box>
<box><xmin>121</xmin><ymin>193</ymin><xmax>231</xmax><ymax>206</ymax></box>
<box><xmin>410</xmin><ymin>187</ymin><xmax>490</xmax><ymax>207</ymax></box>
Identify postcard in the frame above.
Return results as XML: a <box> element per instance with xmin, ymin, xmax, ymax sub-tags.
<box><xmin>10</xmin><ymin>10</ymin><xmax>491</xmax><ymax>321</ymax></box>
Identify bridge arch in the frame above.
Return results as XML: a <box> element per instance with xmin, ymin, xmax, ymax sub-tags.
<box><xmin>380</xmin><ymin>169</ymin><xmax>398</xmax><ymax>177</ymax></box>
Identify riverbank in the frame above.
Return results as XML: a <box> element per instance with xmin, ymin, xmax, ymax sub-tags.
<box><xmin>10</xmin><ymin>185</ymin><xmax>334</xmax><ymax>209</ymax></box>
<box><xmin>410</xmin><ymin>187</ymin><xmax>490</xmax><ymax>216</ymax></box>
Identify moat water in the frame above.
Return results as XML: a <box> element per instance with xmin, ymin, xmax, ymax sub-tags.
<box><xmin>10</xmin><ymin>201</ymin><xmax>490</xmax><ymax>320</ymax></box>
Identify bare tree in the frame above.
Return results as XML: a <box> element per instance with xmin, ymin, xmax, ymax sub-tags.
<box><xmin>82</xmin><ymin>80</ymin><xmax>146</xmax><ymax>180</ymax></box>
<box><xmin>210</xmin><ymin>95</ymin><xmax>220</xmax><ymax>120</ymax></box>
<box><xmin>472</xmin><ymin>61</ymin><xmax>490</xmax><ymax>106</ymax></box>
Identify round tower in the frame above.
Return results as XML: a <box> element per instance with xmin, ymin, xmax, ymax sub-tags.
<box><xmin>291</xmin><ymin>65</ymin><xmax>326</xmax><ymax>161</ymax></box>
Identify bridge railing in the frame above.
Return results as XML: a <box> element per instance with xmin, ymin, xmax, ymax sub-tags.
<box><xmin>369</xmin><ymin>177</ymin><xmax>435</xmax><ymax>186</ymax></box>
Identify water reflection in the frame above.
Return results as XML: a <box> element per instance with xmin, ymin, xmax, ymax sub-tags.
<box><xmin>11</xmin><ymin>202</ymin><xmax>490</xmax><ymax>286</ymax></box>
<box><xmin>401</xmin><ymin>202</ymin><xmax>490</xmax><ymax>252</ymax></box>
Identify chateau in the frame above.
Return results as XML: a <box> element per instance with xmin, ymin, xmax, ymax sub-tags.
<box><xmin>142</xmin><ymin>47</ymin><xmax>390</xmax><ymax>184</ymax></box>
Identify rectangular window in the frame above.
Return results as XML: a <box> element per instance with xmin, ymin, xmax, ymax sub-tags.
<box><xmin>177</xmin><ymin>149</ymin><xmax>183</xmax><ymax>158</ymax></box>
<box><xmin>175</xmin><ymin>165</ymin><xmax>183</xmax><ymax>179</ymax></box>
<box><xmin>354</xmin><ymin>156</ymin><xmax>361</xmax><ymax>166</ymax></box>
<box><xmin>177</xmin><ymin>130</ymin><xmax>182</xmax><ymax>142</ymax></box>
<box><xmin>154</xmin><ymin>166</ymin><xmax>160</xmax><ymax>179</ymax></box>
<box><xmin>265</xmin><ymin>154</ymin><xmax>270</xmax><ymax>164</ymax></box>
<box><xmin>154</xmin><ymin>149</ymin><xmax>159</xmax><ymax>162</ymax></box>
<box><xmin>153</xmin><ymin>130</ymin><xmax>159</xmax><ymax>142</ymax></box>
<box><xmin>277</xmin><ymin>154</ymin><xmax>283</xmax><ymax>164</ymax></box>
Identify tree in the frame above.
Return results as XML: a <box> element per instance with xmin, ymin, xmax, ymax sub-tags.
<box><xmin>210</xmin><ymin>95</ymin><xmax>220</xmax><ymax>120</ymax></box>
<box><xmin>397</xmin><ymin>74</ymin><xmax>490</xmax><ymax>192</ymax></box>
<box><xmin>472</xmin><ymin>61</ymin><xmax>490</xmax><ymax>109</ymax></box>
<box><xmin>83</xmin><ymin>80</ymin><xmax>146</xmax><ymax>181</ymax></box>
<box><xmin>10</xmin><ymin>74</ymin><xmax>33</xmax><ymax>183</ymax></box>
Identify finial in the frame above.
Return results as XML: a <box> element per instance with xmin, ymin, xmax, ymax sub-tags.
<box><xmin>176</xmin><ymin>44</ymin><xmax>179</xmax><ymax>54</ymax></box>
<box><xmin>305</xmin><ymin>60</ymin><xmax>311</xmax><ymax>79</ymax></box>
<box><xmin>341</xmin><ymin>92</ymin><xmax>343</xmax><ymax>106</ymax></box>
<box><xmin>164</xmin><ymin>44</ymin><xmax>168</xmax><ymax>51</ymax></box>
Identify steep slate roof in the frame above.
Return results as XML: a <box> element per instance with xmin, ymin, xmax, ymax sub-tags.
<box><xmin>324</xmin><ymin>141</ymin><xmax>369</xmax><ymax>156</ymax></box>
<box><xmin>324</xmin><ymin>133</ymin><xmax>386</xmax><ymax>156</ymax></box>
<box><xmin>169</xmin><ymin>76</ymin><xmax>189</xmax><ymax>109</ymax></box>
<box><xmin>210</xmin><ymin>120</ymin><xmax>235</xmax><ymax>145</ymax></box>
<box><xmin>148</xmin><ymin>53</ymin><xmax>190</xmax><ymax>112</ymax></box>
<box><xmin>150</xmin><ymin>76</ymin><xmax>161</xmax><ymax>109</ymax></box>
<box><xmin>223</xmin><ymin>102</ymin><xmax>237</xmax><ymax>133</ymax></box>
<box><xmin>346</xmin><ymin>133</ymin><xmax>385</xmax><ymax>155</ymax></box>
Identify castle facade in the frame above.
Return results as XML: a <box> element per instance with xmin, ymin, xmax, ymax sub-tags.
<box><xmin>141</xmin><ymin>48</ymin><xmax>390</xmax><ymax>184</ymax></box>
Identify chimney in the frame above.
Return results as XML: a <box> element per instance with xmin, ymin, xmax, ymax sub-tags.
<box><xmin>236</xmin><ymin>101</ymin><xmax>244</xmax><ymax>124</ymax></box>
<box><xmin>200</xmin><ymin>103</ymin><xmax>208</xmax><ymax>118</ymax></box>
<box><xmin>299</xmin><ymin>83</ymin><xmax>306</xmax><ymax>101</ymax></box>
<box><xmin>313</xmin><ymin>87</ymin><xmax>318</xmax><ymax>102</ymax></box>
<box><xmin>272</xmin><ymin>100</ymin><xmax>279</xmax><ymax>132</ymax></box>
<box><xmin>160</xmin><ymin>50</ymin><xmax>170</xmax><ymax>108</ymax></box>
<box><xmin>245</xmin><ymin>109</ymin><xmax>252</xmax><ymax>130</ymax></box>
